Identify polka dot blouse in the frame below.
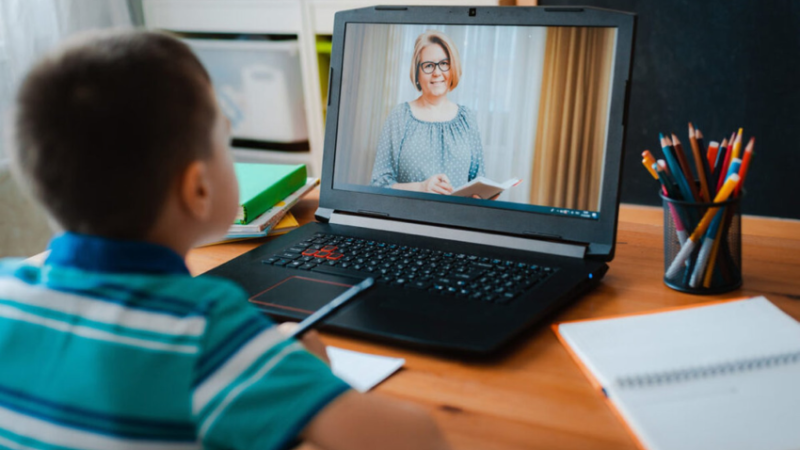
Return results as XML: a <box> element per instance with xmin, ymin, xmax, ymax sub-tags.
<box><xmin>370</xmin><ymin>102</ymin><xmax>485</xmax><ymax>189</ymax></box>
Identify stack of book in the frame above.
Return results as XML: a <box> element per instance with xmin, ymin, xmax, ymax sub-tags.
<box><xmin>216</xmin><ymin>163</ymin><xmax>319</xmax><ymax>244</ymax></box>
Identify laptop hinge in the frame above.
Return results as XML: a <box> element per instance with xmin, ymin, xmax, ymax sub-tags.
<box><xmin>329</xmin><ymin>212</ymin><xmax>587</xmax><ymax>259</ymax></box>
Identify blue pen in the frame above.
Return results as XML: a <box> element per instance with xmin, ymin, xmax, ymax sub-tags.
<box><xmin>289</xmin><ymin>277</ymin><xmax>375</xmax><ymax>339</ymax></box>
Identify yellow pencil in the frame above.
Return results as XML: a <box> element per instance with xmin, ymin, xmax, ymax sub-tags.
<box><xmin>732</xmin><ymin>128</ymin><xmax>743</xmax><ymax>159</ymax></box>
<box><xmin>703</xmin><ymin>217</ymin><xmax>726</xmax><ymax>288</ymax></box>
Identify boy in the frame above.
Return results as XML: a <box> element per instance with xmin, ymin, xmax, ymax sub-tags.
<box><xmin>1</xmin><ymin>30</ymin><xmax>450</xmax><ymax>450</ymax></box>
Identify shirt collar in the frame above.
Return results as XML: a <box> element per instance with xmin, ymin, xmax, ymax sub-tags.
<box><xmin>46</xmin><ymin>232</ymin><xmax>189</xmax><ymax>275</ymax></box>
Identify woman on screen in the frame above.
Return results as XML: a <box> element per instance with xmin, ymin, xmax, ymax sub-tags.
<box><xmin>370</xmin><ymin>30</ymin><xmax>485</xmax><ymax>196</ymax></box>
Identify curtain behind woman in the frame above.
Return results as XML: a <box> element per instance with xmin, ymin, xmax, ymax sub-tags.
<box><xmin>530</xmin><ymin>27</ymin><xmax>616</xmax><ymax>212</ymax></box>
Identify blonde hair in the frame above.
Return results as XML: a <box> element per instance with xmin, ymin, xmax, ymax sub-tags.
<box><xmin>409</xmin><ymin>30</ymin><xmax>462</xmax><ymax>92</ymax></box>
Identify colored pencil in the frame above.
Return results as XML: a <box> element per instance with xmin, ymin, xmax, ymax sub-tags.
<box><xmin>716</xmin><ymin>133</ymin><xmax>735</xmax><ymax>193</ymax></box>
<box><xmin>661</xmin><ymin>134</ymin><xmax>695</xmax><ymax>203</ymax></box>
<box><xmin>736</xmin><ymin>137</ymin><xmax>755</xmax><ymax>197</ymax></box>
<box><xmin>702</xmin><ymin>212</ymin><xmax>727</xmax><ymax>288</ymax></box>
<box><xmin>731</xmin><ymin>128</ymin><xmax>744</xmax><ymax>159</ymax></box>
<box><xmin>657</xmin><ymin>160</ymin><xmax>681</xmax><ymax>200</ymax></box>
<box><xmin>686</xmin><ymin>124</ymin><xmax>711</xmax><ymax>202</ymax></box>
<box><xmin>696</xmin><ymin>128</ymin><xmax>706</xmax><ymax>153</ymax></box>
<box><xmin>668</xmin><ymin>134</ymin><xmax>700</xmax><ymax>202</ymax></box>
<box><xmin>712</xmin><ymin>138</ymin><xmax>728</xmax><ymax>190</ymax></box>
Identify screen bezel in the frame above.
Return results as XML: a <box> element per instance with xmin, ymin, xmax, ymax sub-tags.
<box><xmin>320</xmin><ymin>6</ymin><xmax>636</xmax><ymax>260</ymax></box>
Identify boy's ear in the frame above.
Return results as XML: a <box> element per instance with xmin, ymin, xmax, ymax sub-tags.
<box><xmin>180</xmin><ymin>160</ymin><xmax>212</xmax><ymax>220</ymax></box>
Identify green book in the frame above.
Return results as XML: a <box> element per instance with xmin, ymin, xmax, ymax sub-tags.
<box><xmin>234</xmin><ymin>163</ymin><xmax>307</xmax><ymax>225</ymax></box>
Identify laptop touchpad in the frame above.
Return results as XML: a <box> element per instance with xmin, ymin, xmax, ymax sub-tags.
<box><xmin>249</xmin><ymin>276</ymin><xmax>353</xmax><ymax>314</ymax></box>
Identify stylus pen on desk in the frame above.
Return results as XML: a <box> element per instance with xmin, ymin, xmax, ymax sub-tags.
<box><xmin>289</xmin><ymin>277</ymin><xmax>375</xmax><ymax>339</ymax></box>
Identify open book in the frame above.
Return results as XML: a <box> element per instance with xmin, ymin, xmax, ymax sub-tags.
<box><xmin>450</xmin><ymin>177</ymin><xmax>521</xmax><ymax>199</ymax></box>
<box><xmin>554</xmin><ymin>296</ymin><xmax>800</xmax><ymax>450</ymax></box>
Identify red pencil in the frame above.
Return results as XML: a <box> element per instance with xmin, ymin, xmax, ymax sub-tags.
<box><xmin>736</xmin><ymin>137</ymin><xmax>755</xmax><ymax>197</ymax></box>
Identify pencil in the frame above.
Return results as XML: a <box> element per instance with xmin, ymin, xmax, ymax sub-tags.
<box><xmin>736</xmin><ymin>137</ymin><xmax>755</xmax><ymax>197</ymax></box>
<box><xmin>702</xmin><ymin>213</ymin><xmax>726</xmax><ymax>288</ymax></box>
<box><xmin>654</xmin><ymin>163</ymin><xmax>688</xmax><ymax>245</ymax></box>
<box><xmin>657</xmin><ymin>160</ymin><xmax>681</xmax><ymax>200</ymax></box>
<box><xmin>686</xmin><ymin>124</ymin><xmax>711</xmax><ymax>202</ymax></box>
<box><xmin>668</xmin><ymin>134</ymin><xmax>700</xmax><ymax>202</ymax></box>
<box><xmin>731</xmin><ymin>128</ymin><xmax>744</xmax><ymax>159</ymax></box>
<box><xmin>716</xmin><ymin>133</ymin><xmax>735</xmax><ymax>194</ymax></box>
<box><xmin>696</xmin><ymin>128</ymin><xmax>706</xmax><ymax>153</ymax></box>
<box><xmin>712</xmin><ymin>138</ymin><xmax>728</xmax><ymax>191</ymax></box>
<box><xmin>661</xmin><ymin>135</ymin><xmax>696</xmax><ymax>203</ymax></box>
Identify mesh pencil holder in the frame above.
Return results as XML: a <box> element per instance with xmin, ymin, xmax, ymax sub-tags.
<box><xmin>661</xmin><ymin>193</ymin><xmax>742</xmax><ymax>294</ymax></box>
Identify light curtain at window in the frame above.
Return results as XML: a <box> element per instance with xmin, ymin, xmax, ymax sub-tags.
<box><xmin>334</xmin><ymin>24</ymin><xmax>547</xmax><ymax>203</ymax></box>
<box><xmin>530</xmin><ymin>27</ymin><xmax>616</xmax><ymax>211</ymax></box>
<box><xmin>0</xmin><ymin>0</ymin><xmax>131</xmax><ymax>161</ymax></box>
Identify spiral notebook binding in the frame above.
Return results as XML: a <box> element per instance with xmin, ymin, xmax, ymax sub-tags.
<box><xmin>615</xmin><ymin>350</ymin><xmax>800</xmax><ymax>389</ymax></box>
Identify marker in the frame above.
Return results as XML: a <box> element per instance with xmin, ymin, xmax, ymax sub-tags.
<box><xmin>288</xmin><ymin>277</ymin><xmax>375</xmax><ymax>339</ymax></box>
<box><xmin>666</xmin><ymin>174</ymin><xmax>740</xmax><ymax>279</ymax></box>
<box><xmin>706</xmin><ymin>141</ymin><xmax>720</xmax><ymax>168</ymax></box>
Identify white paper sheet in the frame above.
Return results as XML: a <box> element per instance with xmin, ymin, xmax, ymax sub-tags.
<box><xmin>328</xmin><ymin>346</ymin><xmax>405</xmax><ymax>393</ymax></box>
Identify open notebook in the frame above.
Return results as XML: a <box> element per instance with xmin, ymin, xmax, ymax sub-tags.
<box><xmin>554</xmin><ymin>296</ymin><xmax>800</xmax><ymax>450</ymax></box>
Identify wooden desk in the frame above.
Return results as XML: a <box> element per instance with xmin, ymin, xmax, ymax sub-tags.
<box><xmin>188</xmin><ymin>190</ymin><xmax>800</xmax><ymax>450</ymax></box>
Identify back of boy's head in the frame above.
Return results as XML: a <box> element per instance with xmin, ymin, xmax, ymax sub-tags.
<box><xmin>13</xmin><ymin>29</ymin><xmax>217</xmax><ymax>239</ymax></box>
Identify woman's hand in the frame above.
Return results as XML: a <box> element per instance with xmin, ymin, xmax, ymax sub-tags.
<box><xmin>471</xmin><ymin>193</ymin><xmax>501</xmax><ymax>201</ymax></box>
<box><xmin>278</xmin><ymin>322</ymin><xmax>330</xmax><ymax>365</ymax></box>
<box><xmin>420</xmin><ymin>174</ymin><xmax>453</xmax><ymax>195</ymax></box>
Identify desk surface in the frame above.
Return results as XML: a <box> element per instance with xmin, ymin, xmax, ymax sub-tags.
<box><xmin>188</xmin><ymin>190</ymin><xmax>800</xmax><ymax>450</ymax></box>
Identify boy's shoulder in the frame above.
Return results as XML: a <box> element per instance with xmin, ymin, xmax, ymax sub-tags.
<box><xmin>0</xmin><ymin>257</ymin><xmax>249</xmax><ymax>316</ymax></box>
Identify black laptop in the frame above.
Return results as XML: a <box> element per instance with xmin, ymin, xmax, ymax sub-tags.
<box><xmin>205</xmin><ymin>6</ymin><xmax>636</xmax><ymax>355</ymax></box>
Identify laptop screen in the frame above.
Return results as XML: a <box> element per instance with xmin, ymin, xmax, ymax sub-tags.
<box><xmin>332</xmin><ymin>23</ymin><xmax>617</xmax><ymax>221</ymax></box>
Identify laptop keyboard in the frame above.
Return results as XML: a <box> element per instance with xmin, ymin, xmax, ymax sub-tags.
<box><xmin>260</xmin><ymin>233</ymin><xmax>559</xmax><ymax>306</ymax></box>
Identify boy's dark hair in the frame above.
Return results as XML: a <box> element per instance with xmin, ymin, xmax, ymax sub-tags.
<box><xmin>13</xmin><ymin>29</ymin><xmax>216</xmax><ymax>239</ymax></box>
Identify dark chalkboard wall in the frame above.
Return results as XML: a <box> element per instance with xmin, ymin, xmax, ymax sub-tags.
<box><xmin>540</xmin><ymin>0</ymin><xmax>800</xmax><ymax>219</ymax></box>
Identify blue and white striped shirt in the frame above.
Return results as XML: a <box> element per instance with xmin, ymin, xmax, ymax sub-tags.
<box><xmin>0</xmin><ymin>233</ymin><xmax>350</xmax><ymax>450</ymax></box>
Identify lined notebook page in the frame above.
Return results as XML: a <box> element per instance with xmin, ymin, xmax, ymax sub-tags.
<box><xmin>557</xmin><ymin>297</ymin><xmax>800</xmax><ymax>450</ymax></box>
<box><xmin>558</xmin><ymin>297</ymin><xmax>800</xmax><ymax>387</ymax></box>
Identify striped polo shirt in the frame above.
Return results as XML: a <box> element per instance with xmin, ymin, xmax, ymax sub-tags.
<box><xmin>0</xmin><ymin>233</ymin><xmax>350</xmax><ymax>450</ymax></box>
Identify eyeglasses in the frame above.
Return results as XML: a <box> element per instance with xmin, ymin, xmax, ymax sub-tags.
<box><xmin>419</xmin><ymin>59</ymin><xmax>450</xmax><ymax>74</ymax></box>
